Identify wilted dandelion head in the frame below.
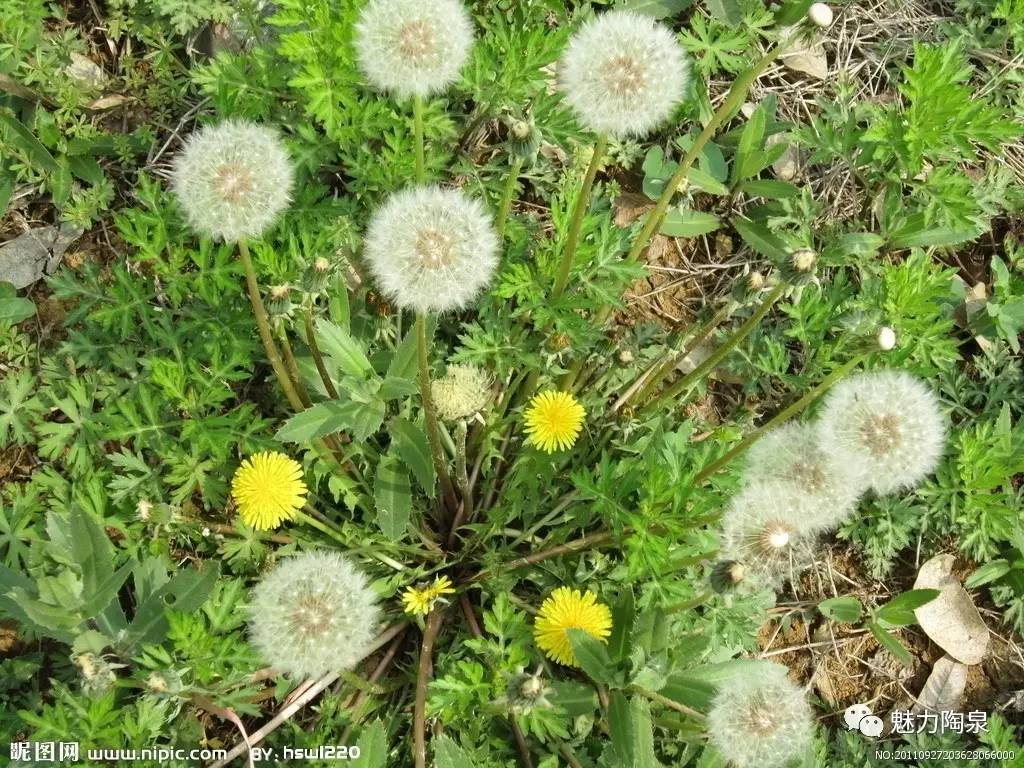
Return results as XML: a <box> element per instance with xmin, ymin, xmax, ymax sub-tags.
<box><xmin>248</xmin><ymin>551</ymin><xmax>380</xmax><ymax>680</ymax></box>
<box><xmin>560</xmin><ymin>11</ymin><xmax>690</xmax><ymax>138</ymax></box>
<box><xmin>524</xmin><ymin>390</ymin><xmax>586</xmax><ymax>454</ymax></box>
<box><xmin>171</xmin><ymin>119</ymin><xmax>293</xmax><ymax>242</ymax></box>
<box><xmin>533</xmin><ymin>587</ymin><xmax>612</xmax><ymax>667</ymax></box>
<box><xmin>231</xmin><ymin>451</ymin><xmax>307</xmax><ymax>531</ymax></box>
<box><xmin>355</xmin><ymin>0</ymin><xmax>474</xmax><ymax>99</ymax></box>
<box><xmin>816</xmin><ymin>370</ymin><xmax>945</xmax><ymax>494</ymax></box>
<box><xmin>432</xmin><ymin>363</ymin><xmax>492</xmax><ymax>421</ymax></box>
<box><xmin>363</xmin><ymin>185</ymin><xmax>499</xmax><ymax>314</ymax></box>
<box><xmin>720</xmin><ymin>479</ymin><xmax>829</xmax><ymax>591</ymax></box>
<box><xmin>708</xmin><ymin>662</ymin><xmax>814</xmax><ymax>768</ymax></box>
<box><xmin>401</xmin><ymin>575</ymin><xmax>456</xmax><ymax>615</ymax></box>
<box><xmin>744</xmin><ymin>422</ymin><xmax>862</xmax><ymax>519</ymax></box>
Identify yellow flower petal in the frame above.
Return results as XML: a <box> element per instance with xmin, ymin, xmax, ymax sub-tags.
<box><xmin>231</xmin><ymin>451</ymin><xmax>307</xmax><ymax>531</ymax></box>
<box><xmin>533</xmin><ymin>587</ymin><xmax>612</xmax><ymax>667</ymax></box>
<box><xmin>524</xmin><ymin>391</ymin><xmax>585</xmax><ymax>454</ymax></box>
<box><xmin>401</xmin><ymin>576</ymin><xmax>456</xmax><ymax>616</ymax></box>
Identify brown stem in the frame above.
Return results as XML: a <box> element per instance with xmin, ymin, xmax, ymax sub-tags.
<box><xmin>339</xmin><ymin>629</ymin><xmax>408</xmax><ymax>744</ymax></box>
<box><xmin>630</xmin><ymin>685</ymin><xmax>706</xmax><ymax>720</ymax></box>
<box><xmin>278</xmin><ymin>328</ymin><xmax>313</xmax><ymax>409</ymax></box>
<box><xmin>237</xmin><ymin>239</ymin><xmax>304</xmax><ymax>412</ymax></box>
<box><xmin>413</xmin><ymin>610</ymin><xmax>446</xmax><ymax>768</ymax></box>
<box><xmin>304</xmin><ymin>306</ymin><xmax>340</xmax><ymax>399</ymax></box>
<box><xmin>468</xmin><ymin>530</ymin><xmax>619</xmax><ymax>583</ymax></box>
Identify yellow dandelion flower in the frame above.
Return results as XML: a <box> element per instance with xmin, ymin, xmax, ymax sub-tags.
<box><xmin>401</xmin><ymin>575</ymin><xmax>456</xmax><ymax>616</ymax></box>
<box><xmin>231</xmin><ymin>451</ymin><xmax>307</xmax><ymax>531</ymax></box>
<box><xmin>524</xmin><ymin>390</ymin><xmax>585</xmax><ymax>453</ymax></box>
<box><xmin>533</xmin><ymin>587</ymin><xmax>612</xmax><ymax>667</ymax></box>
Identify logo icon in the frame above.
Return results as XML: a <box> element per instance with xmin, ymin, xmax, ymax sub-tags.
<box><xmin>844</xmin><ymin>704</ymin><xmax>884</xmax><ymax>738</ymax></box>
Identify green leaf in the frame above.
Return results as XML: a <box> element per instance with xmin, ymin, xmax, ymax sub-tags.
<box><xmin>733</xmin><ymin>106</ymin><xmax>767</xmax><ymax>183</ymax></box>
<box><xmin>0</xmin><ymin>296</ymin><xmax>36</xmax><ymax>324</ymax></box>
<box><xmin>550</xmin><ymin>681</ymin><xmax>598</xmax><ymax>716</ymax></box>
<box><xmin>374</xmin><ymin>456</ymin><xmax>411</xmax><ymax>539</ymax></box>
<box><xmin>0</xmin><ymin>111</ymin><xmax>58</xmax><ymax>172</ymax></box>
<box><xmin>732</xmin><ymin>217</ymin><xmax>789</xmax><ymax>259</ymax></box>
<box><xmin>706</xmin><ymin>0</ymin><xmax>743</xmax><ymax>26</ymax></box>
<box><xmin>354</xmin><ymin>721</ymin><xmax>387</xmax><ymax>768</ymax></box>
<box><xmin>818</xmin><ymin>596</ymin><xmax>863</xmax><ymax>623</ymax></box>
<box><xmin>875</xmin><ymin>588</ymin><xmax>941</xmax><ymax>627</ymax></box>
<box><xmin>608</xmin><ymin>694</ymin><xmax>660</xmax><ymax>768</ymax></box>
<box><xmin>740</xmin><ymin>179</ymin><xmax>800</xmax><ymax>199</ymax></box>
<box><xmin>608</xmin><ymin>586</ymin><xmax>636</xmax><ymax>662</ymax></box>
<box><xmin>868</xmin><ymin>621</ymin><xmax>914</xmax><ymax>666</ymax></box>
<box><xmin>615</xmin><ymin>0</ymin><xmax>693</xmax><ymax>19</ymax></box>
<box><xmin>686</xmin><ymin>167</ymin><xmax>729</xmax><ymax>196</ymax></box>
<box><xmin>965</xmin><ymin>559</ymin><xmax>1012</xmax><ymax>589</ymax></box>
<box><xmin>389</xmin><ymin>417</ymin><xmax>436</xmax><ymax>497</ymax></box>
<box><xmin>276</xmin><ymin>398</ymin><xmax>384</xmax><ymax>443</ymax></box>
<box><xmin>568</xmin><ymin>629</ymin><xmax>615</xmax><ymax>685</ymax></box>
<box><xmin>126</xmin><ymin>563</ymin><xmax>220</xmax><ymax>647</ymax></box>
<box><xmin>661</xmin><ymin>209</ymin><xmax>721</xmax><ymax>237</ymax></box>
<box><xmin>659</xmin><ymin>673</ymin><xmax>716</xmax><ymax>712</ymax></box>
<box><xmin>68</xmin><ymin>507</ymin><xmax>114</xmax><ymax>600</ymax></box>
<box><xmin>432</xmin><ymin>735</ymin><xmax>475</xmax><ymax>768</ymax></box>
<box><xmin>387</xmin><ymin>317</ymin><xmax>435</xmax><ymax>382</ymax></box>
<box><xmin>774</xmin><ymin>0</ymin><xmax>814</xmax><ymax>26</ymax></box>
<box><xmin>316</xmin><ymin>319</ymin><xmax>374</xmax><ymax>379</ymax></box>
<box><xmin>641</xmin><ymin>145</ymin><xmax>674</xmax><ymax>199</ymax></box>
<box><xmin>379</xmin><ymin>376</ymin><xmax>419</xmax><ymax>401</ymax></box>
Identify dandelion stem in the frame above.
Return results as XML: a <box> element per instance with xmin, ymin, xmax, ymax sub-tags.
<box><xmin>621</xmin><ymin>45</ymin><xmax>784</xmax><ymax>275</ymax></box>
<box><xmin>413</xmin><ymin>609</ymin><xmax>445</xmax><ymax>768</ymax></box>
<box><xmin>416</xmin><ymin>313</ymin><xmax>460</xmax><ymax>517</ymax></box>
<box><xmin>237</xmin><ymin>239</ymin><xmax>305</xmax><ymax>413</ymax></box>
<box><xmin>278</xmin><ymin>328</ymin><xmax>313</xmax><ymax>408</ymax></box>
<box><xmin>495</xmin><ymin>154</ymin><xmax>524</xmax><ymax>241</ymax></box>
<box><xmin>651</xmin><ymin>281</ymin><xmax>787</xmax><ymax>411</ymax></box>
<box><xmin>551</xmin><ymin>134</ymin><xmax>608</xmax><ymax>299</ymax></box>
<box><xmin>303</xmin><ymin>305</ymin><xmax>340</xmax><ymax>399</ymax></box>
<box><xmin>630</xmin><ymin>685</ymin><xmax>706</xmax><ymax>720</ymax></box>
<box><xmin>692</xmin><ymin>353</ymin><xmax>868</xmax><ymax>485</ymax></box>
<box><xmin>413</xmin><ymin>95</ymin><xmax>426</xmax><ymax>183</ymax></box>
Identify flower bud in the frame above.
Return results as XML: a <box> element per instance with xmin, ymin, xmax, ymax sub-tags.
<box><xmin>790</xmin><ymin>249</ymin><xmax>817</xmax><ymax>273</ymax></box>
<box><xmin>808</xmin><ymin>3</ymin><xmax>834</xmax><ymax>28</ymax></box>
<box><xmin>876</xmin><ymin>326</ymin><xmax>897</xmax><ymax>351</ymax></box>
<box><xmin>267</xmin><ymin>284</ymin><xmax>293</xmax><ymax>319</ymax></box>
<box><xmin>747</xmin><ymin>271</ymin><xmax>766</xmax><ymax>291</ymax></box>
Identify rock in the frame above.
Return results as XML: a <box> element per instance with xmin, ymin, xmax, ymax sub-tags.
<box><xmin>913</xmin><ymin>554</ymin><xmax>990</xmax><ymax>665</ymax></box>
<box><xmin>0</xmin><ymin>224</ymin><xmax>82</xmax><ymax>289</ymax></box>
<box><xmin>914</xmin><ymin>655</ymin><xmax>967</xmax><ymax>714</ymax></box>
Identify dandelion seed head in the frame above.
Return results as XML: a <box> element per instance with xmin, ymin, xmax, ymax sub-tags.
<box><xmin>363</xmin><ymin>185</ymin><xmax>499</xmax><ymax>314</ymax></box>
<box><xmin>249</xmin><ymin>551</ymin><xmax>380</xmax><ymax>680</ymax></box>
<box><xmin>560</xmin><ymin>11</ymin><xmax>690</xmax><ymax>138</ymax></box>
<box><xmin>744</xmin><ymin>422</ymin><xmax>862</xmax><ymax>520</ymax></box>
<box><xmin>817</xmin><ymin>370</ymin><xmax>945</xmax><ymax>494</ymax></box>
<box><xmin>720</xmin><ymin>479</ymin><xmax>829</xmax><ymax>591</ymax></box>
<box><xmin>355</xmin><ymin>0</ymin><xmax>474</xmax><ymax>99</ymax></box>
<box><xmin>708</xmin><ymin>662</ymin><xmax>814</xmax><ymax>768</ymax></box>
<box><xmin>171</xmin><ymin>119</ymin><xmax>293</xmax><ymax>242</ymax></box>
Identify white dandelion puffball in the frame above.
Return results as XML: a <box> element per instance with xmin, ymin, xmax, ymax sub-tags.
<box><xmin>560</xmin><ymin>10</ymin><xmax>690</xmax><ymax>138</ymax></box>
<box><xmin>708</xmin><ymin>662</ymin><xmax>814</xmax><ymax>768</ymax></box>
<box><xmin>363</xmin><ymin>185</ymin><xmax>499</xmax><ymax>314</ymax></box>
<box><xmin>744</xmin><ymin>422</ymin><xmax>863</xmax><ymax>521</ymax></box>
<box><xmin>249</xmin><ymin>551</ymin><xmax>380</xmax><ymax>680</ymax></box>
<box><xmin>720</xmin><ymin>479</ymin><xmax>831</xmax><ymax>590</ymax></box>
<box><xmin>816</xmin><ymin>370</ymin><xmax>946</xmax><ymax>494</ymax></box>
<box><xmin>355</xmin><ymin>0</ymin><xmax>474</xmax><ymax>99</ymax></box>
<box><xmin>171</xmin><ymin>119</ymin><xmax>294</xmax><ymax>243</ymax></box>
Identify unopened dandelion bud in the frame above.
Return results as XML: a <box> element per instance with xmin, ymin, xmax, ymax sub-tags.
<box><xmin>876</xmin><ymin>326</ymin><xmax>897</xmax><ymax>351</ymax></box>
<box><xmin>711</xmin><ymin>560</ymin><xmax>747</xmax><ymax>593</ymax></box>
<box><xmin>504</xmin><ymin>113</ymin><xmax>543</xmax><ymax>161</ymax></box>
<box><xmin>266</xmin><ymin>284</ymin><xmax>293</xmax><ymax>320</ymax></box>
<box><xmin>432</xmin><ymin>363</ymin><xmax>491</xmax><ymax>422</ymax></box>
<box><xmin>790</xmin><ymin>248</ymin><xmax>817</xmax><ymax>273</ymax></box>
<box><xmin>248</xmin><ymin>551</ymin><xmax>380</xmax><ymax>680</ymax></box>
<box><xmin>808</xmin><ymin>3</ymin><xmax>834</xmax><ymax>28</ymax></box>
<box><xmin>304</xmin><ymin>256</ymin><xmax>334</xmax><ymax>293</ymax></box>
<box><xmin>507</xmin><ymin>668</ymin><xmax>552</xmax><ymax>715</ymax></box>
<box><xmin>708</xmin><ymin>662</ymin><xmax>814</xmax><ymax>768</ymax></box>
